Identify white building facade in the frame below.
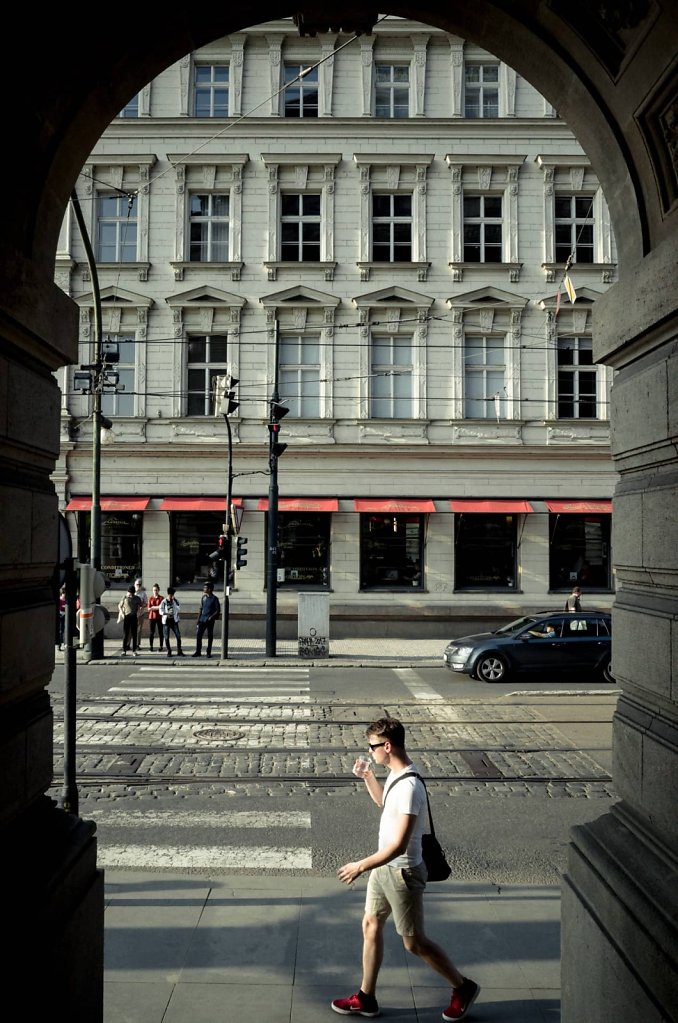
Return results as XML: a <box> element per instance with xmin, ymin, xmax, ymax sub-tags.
<box><xmin>53</xmin><ymin>17</ymin><xmax>618</xmax><ymax>636</ymax></box>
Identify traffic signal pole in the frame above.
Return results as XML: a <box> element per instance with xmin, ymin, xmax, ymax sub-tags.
<box><xmin>221</xmin><ymin>411</ymin><xmax>234</xmax><ymax>661</ymax></box>
<box><xmin>266</xmin><ymin>321</ymin><xmax>288</xmax><ymax>657</ymax></box>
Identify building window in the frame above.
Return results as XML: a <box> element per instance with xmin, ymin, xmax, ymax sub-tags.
<box><xmin>193</xmin><ymin>64</ymin><xmax>229</xmax><ymax>117</ymax></box>
<box><xmin>283</xmin><ymin>63</ymin><xmax>319</xmax><ymax>117</ymax></box>
<box><xmin>557</xmin><ymin>337</ymin><xmax>597</xmax><ymax>418</ymax></box>
<box><xmin>170</xmin><ymin>512</ymin><xmax>224</xmax><ymax>587</ymax></box>
<box><xmin>554</xmin><ymin>195</ymin><xmax>594</xmax><ymax>263</ymax></box>
<box><xmin>463</xmin><ymin>195</ymin><xmax>503</xmax><ymax>262</ymax></box>
<box><xmin>276</xmin><ymin>512</ymin><xmax>330</xmax><ymax>588</ymax></box>
<box><xmin>464</xmin><ymin>335</ymin><xmax>506</xmax><ymax>418</ymax></box>
<box><xmin>186</xmin><ymin>335</ymin><xmax>228</xmax><ymax>416</ymax></box>
<box><xmin>549</xmin><ymin>513</ymin><xmax>611</xmax><ymax>590</ymax></box>
<box><xmin>101</xmin><ymin>335</ymin><xmax>136</xmax><ymax>417</ymax></box>
<box><xmin>375</xmin><ymin>64</ymin><xmax>410</xmax><ymax>117</ymax></box>
<box><xmin>372</xmin><ymin>194</ymin><xmax>413</xmax><ymax>262</ymax></box>
<box><xmin>118</xmin><ymin>94</ymin><xmax>139</xmax><ymax>118</ymax></box>
<box><xmin>189</xmin><ymin>194</ymin><xmax>230</xmax><ymax>262</ymax></box>
<box><xmin>96</xmin><ymin>195</ymin><xmax>138</xmax><ymax>262</ymax></box>
<box><xmin>360</xmin><ymin>513</ymin><xmax>424</xmax><ymax>589</ymax></box>
<box><xmin>279</xmin><ymin>335</ymin><xmax>321</xmax><ymax>417</ymax></box>
<box><xmin>281</xmin><ymin>194</ymin><xmax>321</xmax><ymax>261</ymax></box>
<box><xmin>464</xmin><ymin>63</ymin><xmax>499</xmax><ymax>117</ymax></box>
<box><xmin>79</xmin><ymin>512</ymin><xmax>142</xmax><ymax>589</ymax></box>
<box><xmin>455</xmin><ymin>514</ymin><xmax>517</xmax><ymax>589</ymax></box>
<box><xmin>370</xmin><ymin>336</ymin><xmax>413</xmax><ymax>418</ymax></box>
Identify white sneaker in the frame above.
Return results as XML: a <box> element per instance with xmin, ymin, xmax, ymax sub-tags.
<box><xmin>133</xmin><ymin>650</ymin><xmax>140</xmax><ymax>657</ymax></box>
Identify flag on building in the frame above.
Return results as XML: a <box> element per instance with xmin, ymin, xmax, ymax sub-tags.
<box><xmin>563</xmin><ymin>274</ymin><xmax>577</xmax><ymax>303</ymax></box>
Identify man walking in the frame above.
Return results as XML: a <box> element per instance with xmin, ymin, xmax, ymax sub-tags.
<box><xmin>565</xmin><ymin>585</ymin><xmax>582</xmax><ymax>612</ymax></box>
<box><xmin>332</xmin><ymin>717</ymin><xmax>480</xmax><ymax>1021</ymax></box>
<box><xmin>192</xmin><ymin>581</ymin><xmax>221</xmax><ymax>658</ymax></box>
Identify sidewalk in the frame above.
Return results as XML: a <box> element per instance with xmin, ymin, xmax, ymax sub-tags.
<box><xmin>104</xmin><ymin>872</ymin><xmax>561</xmax><ymax>1023</ymax></box>
<box><xmin>64</xmin><ymin>635</ymin><xmax>448</xmax><ymax>667</ymax></box>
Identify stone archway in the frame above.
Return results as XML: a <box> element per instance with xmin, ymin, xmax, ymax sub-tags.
<box><xmin>1</xmin><ymin>5</ymin><xmax>676</xmax><ymax>1019</ymax></box>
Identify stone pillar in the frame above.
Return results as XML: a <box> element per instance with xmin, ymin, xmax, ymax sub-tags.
<box><xmin>561</xmin><ymin>238</ymin><xmax>678</xmax><ymax>1021</ymax></box>
<box><xmin>0</xmin><ymin>255</ymin><xmax>105</xmax><ymax>1020</ymax></box>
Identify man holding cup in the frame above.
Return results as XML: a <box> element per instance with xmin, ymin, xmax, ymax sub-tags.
<box><xmin>332</xmin><ymin>716</ymin><xmax>480</xmax><ymax>1021</ymax></box>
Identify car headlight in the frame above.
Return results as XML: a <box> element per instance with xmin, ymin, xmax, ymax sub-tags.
<box><xmin>448</xmin><ymin>645</ymin><xmax>473</xmax><ymax>659</ymax></box>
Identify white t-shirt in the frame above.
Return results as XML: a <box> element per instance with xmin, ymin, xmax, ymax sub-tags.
<box><xmin>379</xmin><ymin>764</ymin><xmax>426</xmax><ymax>868</ymax></box>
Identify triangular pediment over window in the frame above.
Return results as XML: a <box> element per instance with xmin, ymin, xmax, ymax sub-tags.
<box><xmin>352</xmin><ymin>285</ymin><xmax>434</xmax><ymax>309</ymax></box>
<box><xmin>538</xmin><ymin>286</ymin><xmax>601</xmax><ymax>310</ymax></box>
<box><xmin>165</xmin><ymin>285</ymin><xmax>246</xmax><ymax>308</ymax></box>
<box><xmin>76</xmin><ymin>285</ymin><xmax>154</xmax><ymax>309</ymax></box>
<box><xmin>447</xmin><ymin>285</ymin><xmax>528</xmax><ymax>310</ymax></box>
<box><xmin>260</xmin><ymin>285</ymin><xmax>340</xmax><ymax>307</ymax></box>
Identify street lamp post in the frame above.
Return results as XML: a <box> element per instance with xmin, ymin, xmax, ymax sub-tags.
<box><xmin>71</xmin><ymin>190</ymin><xmax>106</xmax><ymax>660</ymax></box>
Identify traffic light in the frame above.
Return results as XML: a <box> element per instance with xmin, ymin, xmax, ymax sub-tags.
<box><xmin>77</xmin><ymin>562</ymin><xmax>109</xmax><ymax>643</ymax></box>
<box><xmin>209</xmin><ymin>534</ymin><xmax>229</xmax><ymax>561</ymax></box>
<box><xmin>215</xmin><ymin>373</ymin><xmax>239</xmax><ymax>416</ymax></box>
<box><xmin>236</xmin><ymin>535</ymin><xmax>248</xmax><ymax>569</ymax></box>
<box><xmin>268</xmin><ymin>400</ymin><xmax>289</xmax><ymax>460</ymax></box>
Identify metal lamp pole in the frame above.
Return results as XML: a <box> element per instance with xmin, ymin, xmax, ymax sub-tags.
<box><xmin>71</xmin><ymin>190</ymin><xmax>104</xmax><ymax>660</ymax></box>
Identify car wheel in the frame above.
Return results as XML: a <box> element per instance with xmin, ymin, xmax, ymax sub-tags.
<box><xmin>475</xmin><ymin>654</ymin><xmax>508</xmax><ymax>683</ymax></box>
<box><xmin>602</xmin><ymin>660</ymin><xmax>615</xmax><ymax>684</ymax></box>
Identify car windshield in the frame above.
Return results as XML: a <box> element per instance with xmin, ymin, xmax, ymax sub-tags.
<box><xmin>494</xmin><ymin>616</ymin><xmax>541</xmax><ymax>635</ymax></box>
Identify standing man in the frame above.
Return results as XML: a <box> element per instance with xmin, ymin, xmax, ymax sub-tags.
<box><xmin>332</xmin><ymin>717</ymin><xmax>480</xmax><ymax>1021</ymax></box>
<box><xmin>565</xmin><ymin>585</ymin><xmax>582</xmax><ymax>612</ymax></box>
<box><xmin>159</xmin><ymin>586</ymin><xmax>184</xmax><ymax>657</ymax></box>
<box><xmin>134</xmin><ymin>578</ymin><xmax>148</xmax><ymax>648</ymax></box>
<box><xmin>192</xmin><ymin>581</ymin><xmax>221</xmax><ymax>658</ymax></box>
<box><xmin>118</xmin><ymin>584</ymin><xmax>143</xmax><ymax>657</ymax></box>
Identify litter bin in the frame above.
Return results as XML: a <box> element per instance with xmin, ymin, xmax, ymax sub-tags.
<box><xmin>298</xmin><ymin>593</ymin><xmax>330</xmax><ymax>658</ymax></box>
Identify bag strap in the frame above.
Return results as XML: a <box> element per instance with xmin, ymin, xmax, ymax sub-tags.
<box><xmin>383</xmin><ymin>771</ymin><xmax>436</xmax><ymax>837</ymax></box>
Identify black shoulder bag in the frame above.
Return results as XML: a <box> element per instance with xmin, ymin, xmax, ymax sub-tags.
<box><xmin>384</xmin><ymin>772</ymin><xmax>452</xmax><ymax>882</ymax></box>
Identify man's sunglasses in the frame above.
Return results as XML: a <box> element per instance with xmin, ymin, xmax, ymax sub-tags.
<box><xmin>368</xmin><ymin>741</ymin><xmax>387</xmax><ymax>751</ymax></box>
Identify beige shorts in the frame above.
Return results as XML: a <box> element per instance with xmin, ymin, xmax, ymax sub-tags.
<box><xmin>365</xmin><ymin>862</ymin><xmax>427</xmax><ymax>936</ymax></box>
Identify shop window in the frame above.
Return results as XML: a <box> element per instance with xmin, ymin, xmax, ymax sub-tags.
<box><xmin>79</xmin><ymin>512</ymin><xmax>142</xmax><ymax>589</ymax></box>
<box><xmin>170</xmin><ymin>512</ymin><xmax>224</xmax><ymax>587</ymax></box>
<box><xmin>273</xmin><ymin>512</ymin><xmax>330</xmax><ymax>588</ymax></box>
<box><xmin>549</xmin><ymin>513</ymin><xmax>611</xmax><ymax>590</ymax></box>
<box><xmin>455</xmin><ymin>514</ymin><xmax>517</xmax><ymax>589</ymax></box>
<box><xmin>360</xmin><ymin>514</ymin><xmax>424</xmax><ymax>590</ymax></box>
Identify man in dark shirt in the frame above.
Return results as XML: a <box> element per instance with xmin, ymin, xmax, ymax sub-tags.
<box><xmin>192</xmin><ymin>581</ymin><xmax>221</xmax><ymax>658</ymax></box>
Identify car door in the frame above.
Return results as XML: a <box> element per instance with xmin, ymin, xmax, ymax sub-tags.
<box><xmin>510</xmin><ymin>618</ymin><xmax>566</xmax><ymax>673</ymax></box>
<box><xmin>559</xmin><ymin>615</ymin><xmax>605</xmax><ymax>671</ymax></box>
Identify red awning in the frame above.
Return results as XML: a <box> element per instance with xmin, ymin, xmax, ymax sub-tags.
<box><xmin>450</xmin><ymin>499</ymin><xmax>534</xmax><ymax>514</ymax></box>
<box><xmin>159</xmin><ymin>497</ymin><xmax>243</xmax><ymax>512</ymax></box>
<box><xmin>257</xmin><ymin>498</ymin><xmax>339</xmax><ymax>512</ymax></box>
<box><xmin>65</xmin><ymin>496</ymin><xmax>150</xmax><ymax>512</ymax></box>
<box><xmin>546</xmin><ymin>500</ymin><xmax>612</xmax><ymax>514</ymax></box>
<box><xmin>354</xmin><ymin>499</ymin><xmax>436</xmax><ymax>513</ymax></box>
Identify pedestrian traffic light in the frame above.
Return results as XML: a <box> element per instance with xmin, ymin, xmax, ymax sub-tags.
<box><xmin>209</xmin><ymin>534</ymin><xmax>229</xmax><ymax>561</ymax></box>
<box><xmin>77</xmin><ymin>562</ymin><xmax>109</xmax><ymax>642</ymax></box>
<box><xmin>268</xmin><ymin>422</ymin><xmax>288</xmax><ymax>459</ymax></box>
<box><xmin>236</xmin><ymin>535</ymin><xmax>248</xmax><ymax>569</ymax></box>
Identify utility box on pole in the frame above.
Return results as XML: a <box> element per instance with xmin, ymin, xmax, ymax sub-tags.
<box><xmin>297</xmin><ymin>593</ymin><xmax>330</xmax><ymax>658</ymax></box>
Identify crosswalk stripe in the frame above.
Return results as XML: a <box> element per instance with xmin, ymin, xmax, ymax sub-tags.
<box><xmin>393</xmin><ymin>667</ymin><xmax>445</xmax><ymax>701</ymax></box>
<box><xmin>97</xmin><ymin>844</ymin><xmax>312</xmax><ymax>870</ymax></box>
<box><xmin>136</xmin><ymin>667</ymin><xmax>310</xmax><ymax>675</ymax></box>
<box><xmin>107</xmin><ymin>687</ymin><xmax>310</xmax><ymax>701</ymax></box>
<box><xmin>93</xmin><ymin>810</ymin><xmax>311</xmax><ymax>828</ymax></box>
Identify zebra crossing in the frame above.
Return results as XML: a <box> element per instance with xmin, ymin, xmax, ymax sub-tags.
<box><xmin>107</xmin><ymin>664</ymin><xmax>312</xmax><ymax>701</ymax></box>
<box><xmin>94</xmin><ymin>809</ymin><xmax>313</xmax><ymax>871</ymax></box>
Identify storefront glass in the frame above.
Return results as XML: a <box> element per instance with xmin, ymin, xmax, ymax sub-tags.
<box><xmin>266</xmin><ymin>512</ymin><xmax>331</xmax><ymax>588</ymax></box>
<box><xmin>360</xmin><ymin>514</ymin><xmax>424</xmax><ymax>589</ymax></box>
<box><xmin>455</xmin><ymin>514</ymin><xmax>517</xmax><ymax>589</ymax></box>
<box><xmin>170</xmin><ymin>512</ymin><xmax>224</xmax><ymax>587</ymax></box>
<box><xmin>549</xmin><ymin>513</ymin><xmax>611</xmax><ymax>590</ymax></box>
<box><xmin>79</xmin><ymin>512</ymin><xmax>142</xmax><ymax>589</ymax></box>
